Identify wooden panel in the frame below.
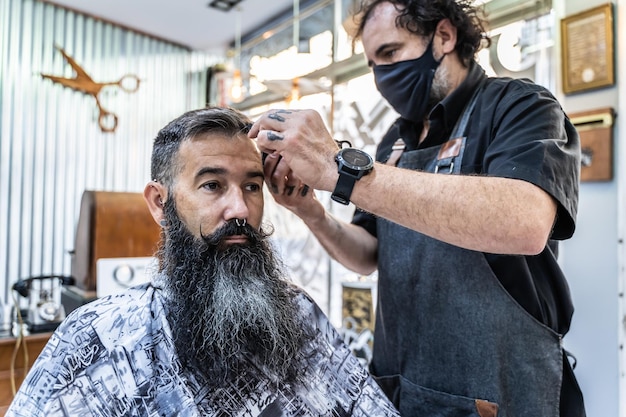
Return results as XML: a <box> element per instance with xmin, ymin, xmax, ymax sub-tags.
<box><xmin>71</xmin><ymin>191</ymin><xmax>161</xmax><ymax>291</ymax></box>
<box><xmin>569</xmin><ymin>107</ymin><xmax>615</xmax><ymax>182</ymax></box>
<box><xmin>0</xmin><ymin>333</ymin><xmax>51</xmax><ymax>413</ymax></box>
<box><xmin>579</xmin><ymin>126</ymin><xmax>613</xmax><ymax>181</ymax></box>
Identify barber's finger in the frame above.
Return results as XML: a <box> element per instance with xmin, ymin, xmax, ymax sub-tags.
<box><xmin>268</xmin><ymin>155</ymin><xmax>294</xmax><ymax>195</ymax></box>
<box><xmin>248</xmin><ymin>118</ymin><xmax>262</xmax><ymax>138</ymax></box>
<box><xmin>283</xmin><ymin>173</ymin><xmax>303</xmax><ymax>197</ymax></box>
<box><xmin>266</xmin><ymin>129</ymin><xmax>285</xmax><ymax>143</ymax></box>
<box><xmin>262</xmin><ymin>153</ymin><xmax>282</xmax><ymax>194</ymax></box>
<box><xmin>263</xmin><ymin>108</ymin><xmax>297</xmax><ymax>127</ymax></box>
<box><xmin>284</xmin><ymin>184</ymin><xmax>295</xmax><ymax>196</ymax></box>
<box><xmin>256</xmin><ymin>129</ymin><xmax>286</xmax><ymax>154</ymax></box>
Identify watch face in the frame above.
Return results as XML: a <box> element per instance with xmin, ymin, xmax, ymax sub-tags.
<box><xmin>341</xmin><ymin>148</ymin><xmax>373</xmax><ymax>169</ymax></box>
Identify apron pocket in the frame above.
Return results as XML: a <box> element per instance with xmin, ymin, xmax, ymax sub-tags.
<box><xmin>374</xmin><ymin>374</ymin><xmax>499</xmax><ymax>417</ymax></box>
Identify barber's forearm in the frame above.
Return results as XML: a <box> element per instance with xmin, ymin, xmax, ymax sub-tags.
<box><xmin>301</xmin><ymin>211</ymin><xmax>378</xmax><ymax>275</ymax></box>
<box><xmin>347</xmin><ymin>163</ymin><xmax>557</xmax><ymax>255</ymax></box>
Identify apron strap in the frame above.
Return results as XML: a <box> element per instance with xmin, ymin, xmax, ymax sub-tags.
<box><xmin>386</xmin><ymin>138</ymin><xmax>407</xmax><ymax>166</ymax></box>
<box><xmin>449</xmin><ymin>80</ymin><xmax>484</xmax><ymax>139</ymax></box>
<box><xmin>433</xmin><ymin>81</ymin><xmax>485</xmax><ymax>173</ymax></box>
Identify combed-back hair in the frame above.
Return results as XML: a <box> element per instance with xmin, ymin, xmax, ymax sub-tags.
<box><xmin>150</xmin><ymin>106</ymin><xmax>252</xmax><ymax>187</ymax></box>
<box><xmin>353</xmin><ymin>0</ymin><xmax>490</xmax><ymax>66</ymax></box>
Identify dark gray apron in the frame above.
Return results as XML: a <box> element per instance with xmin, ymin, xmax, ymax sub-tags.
<box><xmin>372</xmin><ymin>92</ymin><xmax>563</xmax><ymax>417</ymax></box>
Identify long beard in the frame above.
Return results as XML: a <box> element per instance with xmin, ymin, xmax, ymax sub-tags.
<box><xmin>157</xmin><ymin>199</ymin><xmax>312</xmax><ymax>390</ymax></box>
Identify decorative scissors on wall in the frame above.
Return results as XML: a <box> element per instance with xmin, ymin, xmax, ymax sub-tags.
<box><xmin>40</xmin><ymin>45</ymin><xmax>141</xmax><ymax>133</ymax></box>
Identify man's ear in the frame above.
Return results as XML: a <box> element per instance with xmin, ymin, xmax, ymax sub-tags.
<box><xmin>144</xmin><ymin>181</ymin><xmax>167</xmax><ymax>226</ymax></box>
<box><xmin>434</xmin><ymin>18</ymin><xmax>457</xmax><ymax>55</ymax></box>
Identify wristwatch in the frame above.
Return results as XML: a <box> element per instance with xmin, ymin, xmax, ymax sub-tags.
<box><xmin>331</xmin><ymin>148</ymin><xmax>374</xmax><ymax>205</ymax></box>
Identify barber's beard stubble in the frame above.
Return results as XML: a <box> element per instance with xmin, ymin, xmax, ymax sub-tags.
<box><xmin>158</xmin><ymin>198</ymin><xmax>313</xmax><ymax>391</ymax></box>
<box><xmin>429</xmin><ymin>64</ymin><xmax>450</xmax><ymax>112</ymax></box>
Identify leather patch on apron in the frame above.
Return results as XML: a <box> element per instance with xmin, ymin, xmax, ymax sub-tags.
<box><xmin>437</xmin><ymin>137</ymin><xmax>463</xmax><ymax>160</ymax></box>
<box><xmin>475</xmin><ymin>399</ymin><xmax>498</xmax><ymax>417</ymax></box>
<box><xmin>434</xmin><ymin>136</ymin><xmax>465</xmax><ymax>174</ymax></box>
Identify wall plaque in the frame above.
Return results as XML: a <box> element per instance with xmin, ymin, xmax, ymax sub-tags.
<box><xmin>560</xmin><ymin>4</ymin><xmax>614</xmax><ymax>94</ymax></box>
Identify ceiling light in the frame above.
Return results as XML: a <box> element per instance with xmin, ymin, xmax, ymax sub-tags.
<box><xmin>207</xmin><ymin>0</ymin><xmax>244</xmax><ymax>12</ymax></box>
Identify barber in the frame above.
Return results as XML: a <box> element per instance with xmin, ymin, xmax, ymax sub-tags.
<box><xmin>250</xmin><ymin>0</ymin><xmax>585</xmax><ymax>416</ymax></box>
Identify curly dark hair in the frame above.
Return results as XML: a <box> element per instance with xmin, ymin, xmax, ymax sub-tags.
<box><xmin>353</xmin><ymin>0</ymin><xmax>490</xmax><ymax>66</ymax></box>
<box><xmin>150</xmin><ymin>106</ymin><xmax>252</xmax><ymax>188</ymax></box>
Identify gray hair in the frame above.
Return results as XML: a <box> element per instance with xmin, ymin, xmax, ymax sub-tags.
<box><xmin>150</xmin><ymin>106</ymin><xmax>252</xmax><ymax>187</ymax></box>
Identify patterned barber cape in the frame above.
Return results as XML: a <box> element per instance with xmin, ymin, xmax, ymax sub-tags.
<box><xmin>6</xmin><ymin>281</ymin><xmax>399</xmax><ymax>417</ymax></box>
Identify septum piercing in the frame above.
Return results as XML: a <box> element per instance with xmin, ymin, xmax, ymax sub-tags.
<box><xmin>235</xmin><ymin>218</ymin><xmax>247</xmax><ymax>227</ymax></box>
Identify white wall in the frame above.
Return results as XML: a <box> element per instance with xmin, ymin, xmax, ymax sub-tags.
<box><xmin>555</xmin><ymin>1</ymin><xmax>623</xmax><ymax>416</ymax></box>
<box><xmin>617</xmin><ymin>0</ymin><xmax>626</xmax><ymax>414</ymax></box>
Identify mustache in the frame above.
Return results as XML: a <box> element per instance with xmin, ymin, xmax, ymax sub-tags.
<box><xmin>200</xmin><ymin>219</ymin><xmax>262</xmax><ymax>247</ymax></box>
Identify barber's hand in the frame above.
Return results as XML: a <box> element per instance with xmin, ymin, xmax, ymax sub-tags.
<box><xmin>262</xmin><ymin>152</ymin><xmax>325</xmax><ymax>220</ymax></box>
<box><xmin>249</xmin><ymin>109</ymin><xmax>339</xmax><ymax>192</ymax></box>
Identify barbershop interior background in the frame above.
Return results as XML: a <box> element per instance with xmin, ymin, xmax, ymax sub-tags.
<box><xmin>0</xmin><ymin>0</ymin><xmax>625</xmax><ymax>415</ymax></box>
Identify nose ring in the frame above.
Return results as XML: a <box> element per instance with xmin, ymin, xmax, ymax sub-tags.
<box><xmin>235</xmin><ymin>218</ymin><xmax>246</xmax><ymax>227</ymax></box>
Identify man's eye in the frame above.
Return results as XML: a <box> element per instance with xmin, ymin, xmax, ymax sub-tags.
<box><xmin>246</xmin><ymin>183</ymin><xmax>261</xmax><ymax>192</ymax></box>
<box><xmin>202</xmin><ymin>182</ymin><xmax>220</xmax><ymax>191</ymax></box>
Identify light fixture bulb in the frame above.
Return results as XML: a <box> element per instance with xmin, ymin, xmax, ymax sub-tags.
<box><xmin>230</xmin><ymin>69</ymin><xmax>245</xmax><ymax>103</ymax></box>
<box><xmin>288</xmin><ymin>77</ymin><xmax>300</xmax><ymax>105</ymax></box>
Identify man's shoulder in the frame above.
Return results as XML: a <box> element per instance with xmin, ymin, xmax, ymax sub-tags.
<box><xmin>69</xmin><ymin>282</ymin><xmax>153</xmax><ymax>312</ymax></box>
<box><xmin>483</xmin><ymin>76</ymin><xmax>553</xmax><ymax>98</ymax></box>
<box><xmin>39</xmin><ymin>282</ymin><xmax>162</xmax><ymax>370</ymax></box>
<box><xmin>478</xmin><ymin>76</ymin><xmax>560</xmax><ymax>117</ymax></box>
<box><xmin>289</xmin><ymin>285</ymin><xmax>317</xmax><ymax>314</ymax></box>
<box><xmin>59</xmin><ymin>283</ymin><xmax>157</xmax><ymax>335</ymax></box>
<box><xmin>289</xmin><ymin>285</ymin><xmax>343</xmax><ymax>341</ymax></box>
<box><xmin>5</xmin><ymin>284</ymin><xmax>172</xmax><ymax>416</ymax></box>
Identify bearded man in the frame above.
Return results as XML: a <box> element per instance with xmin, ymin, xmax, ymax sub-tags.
<box><xmin>7</xmin><ymin>107</ymin><xmax>400</xmax><ymax>417</ymax></box>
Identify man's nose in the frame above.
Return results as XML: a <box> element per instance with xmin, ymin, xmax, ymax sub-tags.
<box><xmin>224</xmin><ymin>188</ymin><xmax>250</xmax><ymax>221</ymax></box>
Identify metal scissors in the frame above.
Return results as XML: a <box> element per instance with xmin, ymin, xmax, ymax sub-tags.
<box><xmin>40</xmin><ymin>45</ymin><xmax>141</xmax><ymax>132</ymax></box>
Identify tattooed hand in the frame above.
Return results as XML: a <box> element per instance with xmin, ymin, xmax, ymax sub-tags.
<box><xmin>249</xmin><ymin>109</ymin><xmax>340</xmax><ymax>193</ymax></box>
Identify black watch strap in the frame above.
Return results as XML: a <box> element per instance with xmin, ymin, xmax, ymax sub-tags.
<box><xmin>331</xmin><ymin>173</ymin><xmax>356</xmax><ymax>205</ymax></box>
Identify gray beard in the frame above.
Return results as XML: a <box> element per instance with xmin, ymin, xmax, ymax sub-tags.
<box><xmin>157</xmin><ymin>198</ymin><xmax>313</xmax><ymax>390</ymax></box>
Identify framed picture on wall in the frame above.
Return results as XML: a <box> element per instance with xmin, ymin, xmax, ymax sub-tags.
<box><xmin>560</xmin><ymin>3</ymin><xmax>614</xmax><ymax>94</ymax></box>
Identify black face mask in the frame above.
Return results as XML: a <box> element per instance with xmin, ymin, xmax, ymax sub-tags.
<box><xmin>373</xmin><ymin>38</ymin><xmax>441</xmax><ymax>124</ymax></box>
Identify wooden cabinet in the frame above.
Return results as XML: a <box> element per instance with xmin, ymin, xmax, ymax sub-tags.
<box><xmin>72</xmin><ymin>190</ymin><xmax>161</xmax><ymax>291</ymax></box>
<box><xmin>0</xmin><ymin>332</ymin><xmax>51</xmax><ymax>415</ymax></box>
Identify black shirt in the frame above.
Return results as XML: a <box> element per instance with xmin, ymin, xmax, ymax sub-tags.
<box><xmin>353</xmin><ymin>62</ymin><xmax>580</xmax><ymax>336</ymax></box>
